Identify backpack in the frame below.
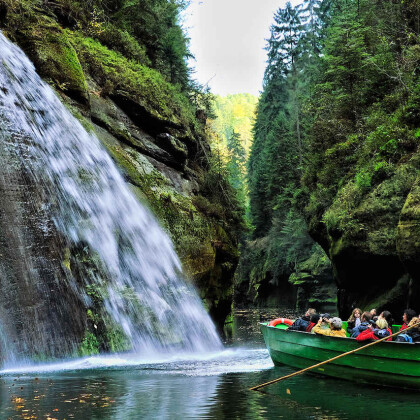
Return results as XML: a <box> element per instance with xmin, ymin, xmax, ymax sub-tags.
<box><xmin>395</xmin><ymin>333</ymin><xmax>413</xmax><ymax>343</ymax></box>
<box><xmin>289</xmin><ymin>318</ymin><xmax>310</xmax><ymax>332</ymax></box>
<box><xmin>374</xmin><ymin>328</ymin><xmax>390</xmax><ymax>339</ymax></box>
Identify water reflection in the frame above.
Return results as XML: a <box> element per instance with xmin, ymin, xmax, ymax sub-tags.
<box><xmin>2</xmin><ymin>363</ymin><xmax>419</xmax><ymax>420</ymax></box>
<box><xmin>0</xmin><ymin>371</ymin><xmax>220</xmax><ymax>419</ymax></box>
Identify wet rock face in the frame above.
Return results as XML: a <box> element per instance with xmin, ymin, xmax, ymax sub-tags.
<box><xmin>0</xmin><ymin>129</ymin><xmax>87</xmax><ymax>361</ymax></box>
<box><xmin>0</xmin><ymin>12</ymin><xmax>239</xmax><ymax>333</ymax></box>
<box><xmin>83</xmin><ymin>86</ymin><xmax>238</xmax><ymax>327</ymax></box>
<box><xmin>289</xmin><ymin>247</ymin><xmax>337</xmax><ymax>314</ymax></box>
<box><xmin>397</xmin><ymin>177</ymin><xmax>420</xmax><ymax>281</ymax></box>
<box><xmin>308</xmin><ymin>149</ymin><xmax>420</xmax><ymax>318</ymax></box>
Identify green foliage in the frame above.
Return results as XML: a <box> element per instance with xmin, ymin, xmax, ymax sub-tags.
<box><xmin>210</xmin><ymin>94</ymin><xmax>258</xmax><ymax>219</ymax></box>
<box><xmin>114</xmin><ymin>0</ymin><xmax>192</xmax><ymax>90</ymax></box>
<box><xmin>211</xmin><ymin>94</ymin><xmax>258</xmax><ymax>156</ymax></box>
<box><xmin>355</xmin><ymin>170</ymin><xmax>372</xmax><ymax>191</ymax></box>
<box><xmin>69</xmin><ymin>31</ymin><xmax>196</xmax><ymax>128</ymax></box>
<box><xmin>200</xmin><ymin>152</ymin><xmax>246</xmax><ymax>236</ymax></box>
<box><xmin>240</xmin><ymin>0</ymin><xmax>420</xmax><ymax>307</ymax></box>
<box><xmin>239</xmin><ymin>0</ymin><xmax>332</xmax><ymax>302</ymax></box>
<box><xmin>79</xmin><ymin>331</ymin><xmax>100</xmax><ymax>356</ymax></box>
<box><xmin>304</xmin><ymin>0</ymin><xmax>420</xmax><ymax>239</ymax></box>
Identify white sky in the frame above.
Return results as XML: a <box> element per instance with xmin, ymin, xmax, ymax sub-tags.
<box><xmin>184</xmin><ymin>0</ymin><xmax>301</xmax><ymax>96</ymax></box>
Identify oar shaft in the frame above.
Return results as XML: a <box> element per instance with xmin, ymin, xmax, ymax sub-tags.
<box><xmin>250</xmin><ymin>324</ymin><xmax>417</xmax><ymax>392</ymax></box>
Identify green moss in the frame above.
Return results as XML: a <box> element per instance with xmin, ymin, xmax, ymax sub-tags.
<box><xmin>62</xmin><ymin>247</ymin><xmax>71</xmax><ymax>271</ymax></box>
<box><xmin>19</xmin><ymin>19</ymin><xmax>88</xmax><ymax>101</ymax></box>
<box><xmin>106</xmin><ymin>327</ymin><xmax>131</xmax><ymax>353</ymax></box>
<box><xmin>79</xmin><ymin>331</ymin><xmax>100</xmax><ymax>356</ymax></box>
<box><xmin>91</xmin><ymin>22</ymin><xmax>151</xmax><ymax>66</ymax></box>
<box><xmin>355</xmin><ymin>169</ymin><xmax>372</xmax><ymax>190</ymax></box>
<box><xmin>67</xmin><ymin>31</ymin><xmax>196</xmax><ymax>131</ymax></box>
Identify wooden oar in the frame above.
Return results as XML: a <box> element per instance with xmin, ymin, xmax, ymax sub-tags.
<box><xmin>249</xmin><ymin>323</ymin><xmax>418</xmax><ymax>392</ymax></box>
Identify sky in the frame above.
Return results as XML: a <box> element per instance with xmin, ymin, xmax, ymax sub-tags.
<box><xmin>183</xmin><ymin>0</ymin><xmax>301</xmax><ymax>96</ymax></box>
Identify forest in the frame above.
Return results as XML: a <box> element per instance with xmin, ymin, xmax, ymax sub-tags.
<box><xmin>237</xmin><ymin>0</ymin><xmax>420</xmax><ymax>316</ymax></box>
<box><xmin>0</xmin><ymin>0</ymin><xmax>419</xmax><ymax>416</ymax></box>
<box><xmin>0</xmin><ymin>0</ymin><xmax>418</xmax><ymax>326</ymax></box>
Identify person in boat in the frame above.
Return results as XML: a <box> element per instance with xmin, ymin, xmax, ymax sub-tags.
<box><xmin>306</xmin><ymin>313</ymin><xmax>321</xmax><ymax>333</ymax></box>
<box><xmin>394</xmin><ymin>309</ymin><xmax>418</xmax><ymax>342</ymax></box>
<box><xmin>395</xmin><ymin>312</ymin><xmax>420</xmax><ymax>342</ymax></box>
<box><xmin>356</xmin><ymin>318</ymin><xmax>392</xmax><ymax>342</ymax></box>
<box><xmin>399</xmin><ymin>309</ymin><xmax>417</xmax><ymax>331</ymax></box>
<box><xmin>347</xmin><ymin>308</ymin><xmax>362</xmax><ymax>334</ymax></box>
<box><xmin>350</xmin><ymin>311</ymin><xmax>372</xmax><ymax>338</ymax></box>
<box><xmin>314</xmin><ymin>313</ymin><xmax>331</xmax><ymax>331</ymax></box>
<box><xmin>378</xmin><ymin>310</ymin><xmax>394</xmax><ymax>329</ymax></box>
<box><xmin>312</xmin><ymin>316</ymin><xmax>346</xmax><ymax>337</ymax></box>
<box><xmin>407</xmin><ymin>317</ymin><xmax>420</xmax><ymax>342</ymax></box>
<box><xmin>288</xmin><ymin>308</ymin><xmax>316</xmax><ymax>332</ymax></box>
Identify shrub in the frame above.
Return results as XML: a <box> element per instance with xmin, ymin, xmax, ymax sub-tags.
<box><xmin>355</xmin><ymin>169</ymin><xmax>372</xmax><ymax>190</ymax></box>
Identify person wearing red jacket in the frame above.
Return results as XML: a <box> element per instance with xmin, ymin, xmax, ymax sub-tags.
<box><xmin>305</xmin><ymin>314</ymin><xmax>321</xmax><ymax>332</ymax></box>
<box><xmin>356</xmin><ymin>318</ymin><xmax>392</xmax><ymax>342</ymax></box>
<box><xmin>399</xmin><ymin>309</ymin><xmax>417</xmax><ymax>331</ymax></box>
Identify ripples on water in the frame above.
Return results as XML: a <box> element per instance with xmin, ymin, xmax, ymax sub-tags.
<box><xmin>1</xmin><ymin>309</ymin><xmax>419</xmax><ymax>420</ymax></box>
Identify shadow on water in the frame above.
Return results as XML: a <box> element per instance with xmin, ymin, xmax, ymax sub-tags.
<box><xmin>1</xmin><ymin>309</ymin><xmax>419</xmax><ymax>419</ymax></box>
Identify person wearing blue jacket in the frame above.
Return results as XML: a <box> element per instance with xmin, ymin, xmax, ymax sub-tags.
<box><xmin>351</xmin><ymin>311</ymin><xmax>372</xmax><ymax>338</ymax></box>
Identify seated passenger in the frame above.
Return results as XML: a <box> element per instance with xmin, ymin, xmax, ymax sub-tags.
<box><xmin>407</xmin><ymin>317</ymin><xmax>420</xmax><ymax>342</ymax></box>
<box><xmin>347</xmin><ymin>308</ymin><xmax>362</xmax><ymax>334</ymax></box>
<box><xmin>378</xmin><ymin>310</ymin><xmax>394</xmax><ymax>329</ymax></box>
<box><xmin>356</xmin><ymin>318</ymin><xmax>392</xmax><ymax>342</ymax></box>
<box><xmin>350</xmin><ymin>312</ymin><xmax>371</xmax><ymax>338</ymax></box>
<box><xmin>399</xmin><ymin>309</ymin><xmax>417</xmax><ymax>331</ymax></box>
<box><xmin>288</xmin><ymin>308</ymin><xmax>316</xmax><ymax>332</ymax></box>
<box><xmin>306</xmin><ymin>314</ymin><xmax>321</xmax><ymax>332</ymax></box>
<box><xmin>396</xmin><ymin>315</ymin><xmax>420</xmax><ymax>343</ymax></box>
<box><xmin>370</xmin><ymin>308</ymin><xmax>377</xmax><ymax>322</ymax></box>
<box><xmin>312</xmin><ymin>316</ymin><xmax>346</xmax><ymax>337</ymax></box>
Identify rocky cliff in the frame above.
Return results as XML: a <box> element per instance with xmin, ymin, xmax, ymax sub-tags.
<box><xmin>0</xmin><ymin>1</ymin><xmax>239</xmax><ymax>333</ymax></box>
<box><xmin>305</xmin><ymin>134</ymin><xmax>420</xmax><ymax>319</ymax></box>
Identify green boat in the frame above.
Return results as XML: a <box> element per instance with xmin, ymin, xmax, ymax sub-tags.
<box><xmin>260</xmin><ymin>322</ymin><xmax>420</xmax><ymax>389</ymax></box>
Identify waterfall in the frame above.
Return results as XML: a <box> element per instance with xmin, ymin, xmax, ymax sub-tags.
<box><xmin>0</xmin><ymin>31</ymin><xmax>222</xmax><ymax>364</ymax></box>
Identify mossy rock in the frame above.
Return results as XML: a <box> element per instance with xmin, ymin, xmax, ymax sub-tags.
<box><xmin>17</xmin><ymin>18</ymin><xmax>88</xmax><ymax>103</ymax></box>
<box><xmin>397</xmin><ymin>173</ymin><xmax>420</xmax><ymax>281</ymax></box>
<box><xmin>67</xmin><ymin>31</ymin><xmax>197</xmax><ymax>138</ymax></box>
<box><xmin>325</xmin><ymin>161</ymin><xmax>417</xmax><ymax>261</ymax></box>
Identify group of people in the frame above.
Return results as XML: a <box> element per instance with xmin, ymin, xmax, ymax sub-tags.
<box><xmin>288</xmin><ymin>307</ymin><xmax>420</xmax><ymax>342</ymax></box>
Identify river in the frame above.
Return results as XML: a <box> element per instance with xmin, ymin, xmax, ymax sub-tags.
<box><xmin>1</xmin><ymin>308</ymin><xmax>419</xmax><ymax>419</ymax></box>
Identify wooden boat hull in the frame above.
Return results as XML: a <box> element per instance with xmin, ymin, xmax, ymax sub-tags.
<box><xmin>260</xmin><ymin>323</ymin><xmax>420</xmax><ymax>389</ymax></box>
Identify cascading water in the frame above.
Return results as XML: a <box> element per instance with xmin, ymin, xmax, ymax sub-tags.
<box><xmin>0</xmin><ymin>31</ymin><xmax>222</xmax><ymax>365</ymax></box>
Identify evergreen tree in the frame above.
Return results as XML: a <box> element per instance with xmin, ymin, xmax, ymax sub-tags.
<box><xmin>227</xmin><ymin>131</ymin><xmax>247</xmax><ymax>201</ymax></box>
<box><xmin>115</xmin><ymin>0</ymin><xmax>192</xmax><ymax>90</ymax></box>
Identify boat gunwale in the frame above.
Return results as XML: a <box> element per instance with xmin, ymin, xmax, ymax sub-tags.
<box><xmin>260</xmin><ymin>323</ymin><xmax>420</xmax><ymax>359</ymax></box>
<box><xmin>260</xmin><ymin>322</ymin><xmax>420</xmax><ymax>346</ymax></box>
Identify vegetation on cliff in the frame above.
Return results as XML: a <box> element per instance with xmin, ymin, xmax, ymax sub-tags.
<box><xmin>0</xmin><ymin>0</ymin><xmax>244</xmax><ymax>355</ymax></box>
<box><xmin>238</xmin><ymin>0</ymin><xmax>335</xmax><ymax>309</ymax></box>
<box><xmin>241</xmin><ymin>0</ymin><xmax>419</xmax><ymax>315</ymax></box>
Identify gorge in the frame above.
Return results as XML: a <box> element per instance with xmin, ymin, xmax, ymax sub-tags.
<box><xmin>0</xmin><ymin>0</ymin><xmax>419</xmax><ymax>366</ymax></box>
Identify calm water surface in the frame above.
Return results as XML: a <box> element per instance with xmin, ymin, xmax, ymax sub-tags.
<box><xmin>1</xmin><ymin>309</ymin><xmax>419</xmax><ymax>419</ymax></box>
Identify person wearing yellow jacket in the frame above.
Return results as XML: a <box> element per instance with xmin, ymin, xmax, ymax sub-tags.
<box><xmin>313</xmin><ymin>316</ymin><xmax>347</xmax><ymax>338</ymax></box>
